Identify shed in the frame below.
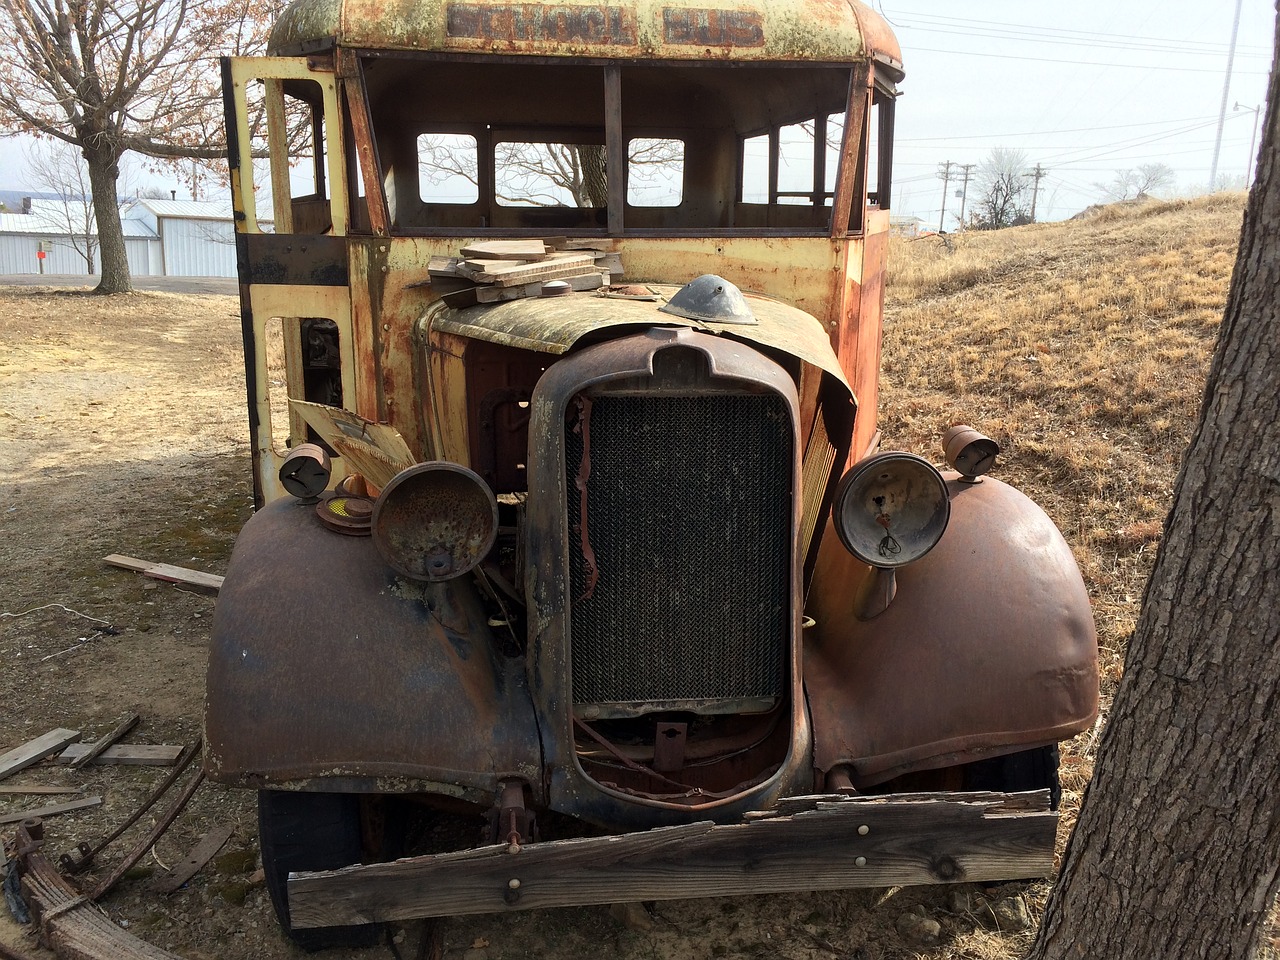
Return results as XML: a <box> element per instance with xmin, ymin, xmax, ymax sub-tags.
<box><xmin>120</xmin><ymin>199</ymin><xmax>244</xmax><ymax>278</ymax></box>
<box><xmin>0</xmin><ymin>199</ymin><xmax>159</xmax><ymax>276</ymax></box>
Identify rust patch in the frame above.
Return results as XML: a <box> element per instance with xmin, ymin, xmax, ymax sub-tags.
<box><xmin>446</xmin><ymin>3</ymin><xmax>638</xmax><ymax>44</ymax></box>
<box><xmin>662</xmin><ymin>8</ymin><xmax>764</xmax><ymax>46</ymax></box>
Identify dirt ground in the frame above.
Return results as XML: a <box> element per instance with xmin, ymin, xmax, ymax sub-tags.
<box><xmin>0</xmin><ymin>285</ymin><xmax>1054</xmax><ymax>960</ymax></box>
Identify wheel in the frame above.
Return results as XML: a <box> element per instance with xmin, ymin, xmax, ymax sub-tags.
<box><xmin>962</xmin><ymin>744</ymin><xmax>1062</xmax><ymax>810</ymax></box>
<box><xmin>257</xmin><ymin>790</ymin><xmax>386</xmax><ymax>952</ymax></box>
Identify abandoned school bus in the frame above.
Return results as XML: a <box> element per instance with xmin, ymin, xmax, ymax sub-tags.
<box><xmin>207</xmin><ymin>0</ymin><xmax>1100</xmax><ymax>945</ymax></box>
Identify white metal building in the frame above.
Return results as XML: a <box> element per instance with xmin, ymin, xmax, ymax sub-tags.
<box><xmin>121</xmin><ymin>198</ymin><xmax>240</xmax><ymax>277</ymax></box>
<box><xmin>0</xmin><ymin>199</ymin><xmax>158</xmax><ymax>276</ymax></box>
<box><xmin>0</xmin><ymin>197</ymin><xmax>264</xmax><ymax>277</ymax></box>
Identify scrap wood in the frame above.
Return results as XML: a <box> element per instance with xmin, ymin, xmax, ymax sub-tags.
<box><xmin>69</xmin><ymin>715</ymin><xmax>140</xmax><ymax>770</ymax></box>
<box><xmin>0</xmin><ymin>731</ymin><xmax>81</xmax><ymax>784</ymax></box>
<box><xmin>59</xmin><ymin>741</ymin><xmax>200</xmax><ymax>876</ymax></box>
<box><xmin>455</xmin><ymin>251</ymin><xmax>595</xmax><ymax>286</ymax></box>
<box><xmin>14</xmin><ymin>821</ymin><xmax>185</xmax><ymax>960</ymax></box>
<box><xmin>0</xmin><ymin>786</ymin><xmax>81</xmax><ymax>796</ymax></box>
<box><xmin>459</xmin><ymin>239</ymin><xmax>550</xmax><ymax>260</ymax></box>
<box><xmin>427</xmin><ymin>255</ymin><xmax>464</xmax><ymax>277</ymax></box>
<box><xmin>289</xmin><ymin>400</ymin><xmax>415</xmax><ymax>488</ymax></box>
<box><xmin>151</xmin><ymin>824</ymin><xmax>235</xmax><ymax>894</ymax></box>
<box><xmin>103</xmin><ymin>556</ymin><xmax>222</xmax><ymax>595</ymax></box>
<box><xmin>0</xmin><ymin>797</ymin><xmax>101</xmax><ymax>826</ymax></box>
<box><xmin>57</xmin><ymin>744</ymin><xmax>183</xmax><ymax>767</ymax></box>
<box><xmin>0</xmin><ymin>936</ymin><xmax>43</xmax><ymax>960</ymax></box>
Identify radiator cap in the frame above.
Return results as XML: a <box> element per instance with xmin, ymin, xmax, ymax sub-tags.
<box><xmin>659</xmin><ymin>274</ymin><xmax>757</xmax><ymax>325</ymax></box>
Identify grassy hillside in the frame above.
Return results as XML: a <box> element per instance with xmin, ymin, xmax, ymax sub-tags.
<box><xmin>878</xmin><ymin>193</ymin><xmax>1261</xmax><ymax>956</ymax></box>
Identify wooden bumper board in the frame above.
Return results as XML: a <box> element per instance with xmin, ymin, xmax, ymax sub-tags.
<box><xmin>288</xmin><ymin>791</ymin><xmax>1056</xmax><ymax>927</ymax></box>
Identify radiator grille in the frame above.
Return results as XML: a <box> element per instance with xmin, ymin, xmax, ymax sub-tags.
<box><xmin>566</xmin><ymin>394</ymin><xmax>791</xmax><ymax>713</ymax></box>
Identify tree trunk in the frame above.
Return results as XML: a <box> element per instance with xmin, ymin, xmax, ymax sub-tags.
<box><xmin>84</xmin><ymin>146</ymin><xmax>133</xmax><ymax>295</ymax></box>
<box><xmin>1026</xmin><ymin>15</ymin><xmax>1280</xmax><ymax>960</ymax></box>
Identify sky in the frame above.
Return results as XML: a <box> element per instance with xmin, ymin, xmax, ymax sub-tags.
<box><xmin>881</xmin><ymin>0</ymin><xmax>1274</xmax><ymax>226</ymax></box>
<box><xmin>0</xmin><ymin>0</ymin><xmax>1273</xmax><ymax>225</ymax></box>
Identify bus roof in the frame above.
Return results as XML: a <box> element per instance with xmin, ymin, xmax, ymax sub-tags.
<box><xmin>268</xmin><ymin>0</ymin><xmax>902</xmax><ymax>69</ymax></box>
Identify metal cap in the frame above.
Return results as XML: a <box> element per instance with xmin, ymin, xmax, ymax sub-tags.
<box><xmin>658</xmin><ymin>274</ymin><xmax>757</xmax><ymax>325</ymax></box>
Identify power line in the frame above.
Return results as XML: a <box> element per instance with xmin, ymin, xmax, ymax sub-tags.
<box><xmin>894</xmin><ymin>20</ymin><xmax>1270</xmax><ymax>60</ymax></box>
<box><xmin>896</xmin><ymin>113</ymin><xmax>1222</xmax><ymax>143</ymax></box>
<box><xmin>906</xmin><ymin>46</ymin><xmax>1268</xmax><ymax>75</ymax></box>
<box><xmin>889</xmin><ymin>10</ymin><xmax>1273</xmax><ymax>54</ymax></box>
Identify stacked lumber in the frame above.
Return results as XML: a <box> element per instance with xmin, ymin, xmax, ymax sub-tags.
<box><xmin>429</xmin><ymin>238</ymin><xmax>621</xmax><ymax>307</ymax></box>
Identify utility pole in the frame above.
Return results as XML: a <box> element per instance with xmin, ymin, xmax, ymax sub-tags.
<box><xmin>956</xmin><ymin>163</ymin><xmax>976</xmax><ymax>229</ymax></box>
<box><xmin>937</xmin><ymin>161</ymin><xmax>955</xmax><ymax>232</ymax></box>
<box><xmin>1209</xmin><ymin>0</ymin><xmax>1243</xmax><ymax>191</ymax></box>
<box><xmin>1235</xmin><ymin>101</ymin><xmax>1261</xmax><ymax>187</ymax></box>
<box><xmin>1026</xmin><ymin>163</ymin><xmax>1049</xmax><ymax>222</ymax></box>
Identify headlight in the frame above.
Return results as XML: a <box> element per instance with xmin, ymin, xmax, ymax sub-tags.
<box><xmin>833</xmin><ymin>452</ymin><xmax>950</xmax><ymax>568</ymax></box>
<box><xmin>372</xmin><ymin>462</ymin><xmax>498</xmax><ymax>581</ymax></box>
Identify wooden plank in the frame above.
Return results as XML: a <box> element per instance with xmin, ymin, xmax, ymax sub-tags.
<box><xmin>288</xmin><ymin>794</ymin><xmax>1057</xmax><ymax>926</ymax></box>
<box><xmin>103</xmin><ymin>555</ymin><xmax>223</xmax><ymax>594</ymax></box>
<box><xmin>152</xmin><ymin>823</ymin><xmax>236</xmax><ymax>894</ymax></box>
<box><xmin>593</xmin><ymin>252</ymin><xmax>624</xmax><ymax>275</ymax></box>
<box><xmin>455</xmin><ymin>252</ymin><xmax>595</xmax><ymax>285</ymax></box>
<box><xmin>70</xmin><ymin>713</ymin><xmax>140</xmax><ymax>769</ymax></box>
<box><xmin>0</xmin><ymin>784</ymin><xmax>81</xmax><ymax>796</ymax></box>
<box><xmin>459</xmin><ymin>239</ymin><xmax>550</xmax><ymax>261</ymax></box>
<box><xmin>0</xmin><ymin>795</ymin><xmax>102</xmax><ymax>825</ymax></box>
<box><xmin>57</xmin><ymin>743</ymin><xmax>184</xmax><ymax>766</ymax></box>
<box><xmin>428</xmin><ymin>255</ymin><xmax>465</xmax><ymax>277</ymax></box>
<box><xmin>475</xmin><ymin>282</ymin><xmax>544</xmax><ymax>304</ymax></box>
<box><xmin>0</xmin><ymin>729</ymin><xmax>80</xmax><ymax>782</ymax></box>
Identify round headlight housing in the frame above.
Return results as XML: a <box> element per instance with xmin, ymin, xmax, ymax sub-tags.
<box><xmin>372</xmin><ymin>462</ymin><xmax>498</xmax><ymax>581</ymax></box>
<box><xmin>833</xmin><ymin>452</ymin><xmax>950</xmax><ymax>568</ymax></box>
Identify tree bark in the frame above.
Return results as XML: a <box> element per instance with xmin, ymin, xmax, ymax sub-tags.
<box><xmin>1026</xmin><ymin>13</ymin><xmax>1280</xmax><ymax>960</ymax></box>
<box><xmin>85</xmin><ymin>145</ymin><xmax>133</xmax><ymax>295</ymax></box>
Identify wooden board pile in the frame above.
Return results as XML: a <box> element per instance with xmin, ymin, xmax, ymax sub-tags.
<box><xmin>428</xmin><ymin>238</ymin><xmax>623</xmax><ymax>307</ymax></box>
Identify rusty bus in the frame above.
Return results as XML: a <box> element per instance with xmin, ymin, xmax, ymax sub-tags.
<box><xmin>208</xmin><ymin>0</ymin><xmax>1099</xmax><ymax>946</ymax></box>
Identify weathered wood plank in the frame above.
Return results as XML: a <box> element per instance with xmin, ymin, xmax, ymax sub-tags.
<box><xmin>288</xmin><ymin>795</ymin><xmax>1057</xmax><ymax>927</ymax></box>
<box><xmin>0</xmin><ymin>784</ymin><xmax>81</xmax><ymax>796</ymax></box>
<box><xmin>0</xmin><ymin>729</ymin><xmax>80</xmax><ymax>782</ymax></box>
<box><xmin>57</xmin><ymin>743</ymin><xmax>184</xmax><ymax>766</ymax></box>
<box><xmin>460</xmin><ymin>239</ymin><xmax>550</xmax><ymax>260</ymax></box>
<box><xmin>0</xmin><ymin>795</ymin><xmax>102</xmax><ymax>825</ymax></box>
<box><xmin>70</xmin><ymin>713</ymin><xmax>140</xmax><ymax>769</ymax></box>
<box><xmin>455</xmin><ymin>252</ymin><xmax>595</xmax><ymax>286</ymax></box>
<box><xmin>152</xmin><ymin>823</ymin><xmax>236</xmax><ymax>894</ymax></box>
<box><xmin>104</xmin><ymin>555</ymin><xmax>223</xmax><ymax>594</ymax></box>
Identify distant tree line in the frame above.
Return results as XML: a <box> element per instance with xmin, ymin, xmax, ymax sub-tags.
<box><xmin>957</xmin><ymin>148</ymin><xmax>1177</xmax><ymax>230</ymax></box>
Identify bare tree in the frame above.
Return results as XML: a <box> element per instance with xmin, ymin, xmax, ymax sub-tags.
<box><xmin>967</xmin><ymin>147</ymin><xmax>1031</xmax><ymax>229</ymax></box>
<box><xmin>418</xmin><ymin>137</ymin><xmax>682</xmax><ymax>208</ymax></box>
<box><xmin>1027</xmin><ymin>14</ymin><xmax>1280</xmax><ymax>958</ymax></box>
<box><xmin>0</xmin><ymin>0</ymin><xmax>279</xmax><ymax>293</ymax></box>
<box><xmin>1095</xmin><ymin>163</ymin><xmax>1176</xmax><ymax>202</ymax></box>
<box><xmin>24</xmin><ymin>140</ymin><xmax>99</xmax><ymax>273</ymax></box>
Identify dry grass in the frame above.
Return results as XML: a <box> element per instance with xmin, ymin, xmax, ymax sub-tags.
<box><xmin>881</xmin><ymin>192</ymin><xmax>1269</xmax><ymax>957</ymax></box>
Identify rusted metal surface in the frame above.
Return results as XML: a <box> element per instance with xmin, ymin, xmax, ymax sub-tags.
<box><xmin>804</xmin><ymin>476</ymin><xmax>1100</xmax><ymax>787</ymax></box>
<box><xmin>13</xmin><ymin>821</ymin><xmax>187</xmax><ymax>960</ymax></box>
<box><xmin>86</xmin><ymin>765</ymin><xmax>206</xmax><ymax>901</ymax></box>
<box><xmin>269</xmin><ymin>0</ymin><xmax>901</xmax><ymax>65</ymax></box>
<box><xmin>59</xmin><ymin>741</ymin><xmax>202</xmax><ymax>875</ymax></box>
<box><xmin>241</xmin><ymin>234</ymin><xmax>349</xmax><ymax>286</ymax></box>
<box><xmin>522</xmin><ymin>328</ymin><xmax>812</xmax><ymax>829</ymax></box>
<box><xmin>427</xmin><ymin>282</ymin><xmax>853</xmax><ymax>397</ymax></box>
<box><xmin>371</xmin><ymin>462</ymin><xmax>498</xmax><ymax>580</ymax></box>
<box><xmin>204</xmin><ymin>497</ymin><xmax>542</xmax><ymax>801</ymax></box>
